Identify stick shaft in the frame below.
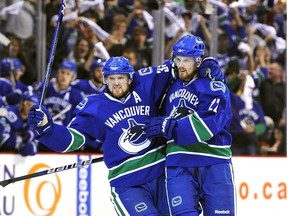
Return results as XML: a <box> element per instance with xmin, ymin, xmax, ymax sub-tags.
<box><xmin>0</xmin><ymin>156</ymin><xmax>104</xmax><ymax>188</ymax></box>
<box><xmin>39</xmin><ymin>0</ymin><xmax>66</xmax><ymax>105</ymax></box>
<box><xmin>52</xmin><ymin>104</ymin><xmax>72</xmax><ymax>120</ymax></box>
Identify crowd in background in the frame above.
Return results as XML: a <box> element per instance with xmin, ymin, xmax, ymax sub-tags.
<box><xmin>0</xmin><ymin>0</ymin><xmax>286</xmax><ymax>156</ymax></box>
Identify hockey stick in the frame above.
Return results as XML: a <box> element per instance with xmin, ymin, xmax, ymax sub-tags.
<box><xmin>39</xmin><ymin>0</ymin><xmax>66</xmax><ymax>106</ymax></box>
<box><xmin>52</xmin><ymin>104</ymin><xmax>72</xmax><ymax>121</ymax></box>
<box><xmin>0</xmin><ymin>156</ymin><xmax>104</xmax><ymax>191</ymax></box>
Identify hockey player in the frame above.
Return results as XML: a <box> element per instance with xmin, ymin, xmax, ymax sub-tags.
<box><xmin>144</xmin><ymin>35</ymin><xmax>236</xmax><ymax>215</ymax></box>
<box><xmin>35</xmin><ymin>60</ymin><xmax>84</xmax><ymax>126</ymax></box>
<box><xmin>28</xmin><ymin>52</ymin><xmax>226</xmax><ymax>215</ymax></box>
<box><xmin>28</xmin><ymin>56</ymin><xmax>175</xmax><ymax>215</ymax></box>
<box><xmin>0</xmin><ymin>57</ymin><xmax>30</xmax><ymax>106</ymax></box>
<box><xmin>0</xmin><ymin>90</ymin><xmax>39</xmax><ymax>156</ymax></box>
<box><xmin>71</xmin><ymin>58</ymin><xmax>106</xmax><ymax>97</ymax></box>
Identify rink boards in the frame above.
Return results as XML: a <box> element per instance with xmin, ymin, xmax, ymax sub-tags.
<box><xmin>0</xmin><ymin>153</ymin><xmax>287</xmax><ymax>216</ymax></box>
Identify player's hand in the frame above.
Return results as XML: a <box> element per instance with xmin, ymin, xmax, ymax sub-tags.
<box><xmin>144</xmin><ymin>116</ymin><xmax>177</xmax><ymax>139</ymax></box>
<box><xmin>18</xmin><ymin>141</ymin><xmax>38</xmax><ymax>156</ymax></box>
<box><xmin>198</xmin><ymin>57</ymin><xmax>226</xmax><ymax>83</ymax></box>
<box><xmin>28</xmin><ymin>105</ymin><xmax>53</xmax><ymax>136</ymax></box>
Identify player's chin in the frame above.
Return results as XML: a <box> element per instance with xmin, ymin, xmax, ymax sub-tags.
<box><xmin>111</xmin><ymin>90</ymin><xmax>126</xmax><ymax>98</ymax></box>
<box><xmin>178</xmin><ymin>72</ymin><xmax>188</xmax><ymax>80</ymax></box>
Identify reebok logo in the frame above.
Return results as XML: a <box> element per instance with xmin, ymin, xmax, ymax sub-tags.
<box><xmin>135</xmin><ymin>202</ymin><xmax>147</xmax><ymax>212</ymax></box>
<box><xmin>215</xmin><ymin>209</ymin><xmax>230</xmax><ymax>214</ymax></box>
<box><xmin>171</xmin><ymin>196</ymin><xmax>182</xmax><ymax>207</ymax></box>
<box><xmin>162</xmin><ymin>117</ymin><xmax>169</xmax><ymax>133</ymax></box>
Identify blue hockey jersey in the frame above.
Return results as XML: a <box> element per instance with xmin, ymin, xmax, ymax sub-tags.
<box><xmin>162</xmin><ymin>76</ymin><xmax>233</xmax><ymax>167</ymax></box>
<box><xmin>71</xmin><ymin>79</ymin><xmax>106</xmax><ymax>97</ymax></box>
<box><xmin>229</xmin><ymin>92</ymin><xmax>266</xmax><ymax>135</ymax></box>
<box><xmin>0</xmin><ymin>78</ymin><xmax>13</xmax><ymax>96</ymax></box>
<box><xmin>41</xmin><ymin>82</ymin><xmax>83</xmax><ymax>126</ymax></box>
<box><xmin>0</xmin><ymin>105</ymin><xmax>29</xmax><ymax>150</ymax></box>
<box><xmin>38</xmin><ymin>61</ymin><xmax>175</xmax><ymax>187</ymax></box>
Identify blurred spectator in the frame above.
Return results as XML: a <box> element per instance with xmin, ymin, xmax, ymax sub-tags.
<box><xmin>259</xmin><ymin>62</ymin><xmax>285</xmax><ymax>128</ymax></box>
<box><xmin>104</xmin><ymin>14</ymin><xmax>128</xmax><ymax>56</ymax></box>
<box><xmin>125</xmin><ymin>26</ymin><xmax>152</xmax><ymax>69</ymax></box>
<box><xmin>258</xmin><ymin>61</ymin><xmax>286</xmax><ymax>156</ymax></box>
<box><xmin>216</xmin><ymin>31</ymin><xmax>236</xmax><ymax>70</ymax></box>
<box><xmin>45</xmin><ymin>0</ymin><xmax>63</xmax><ymax>33</ymax></box>
<box><xmin>226</xmin><ymin>58</ymin><xmax>266</xmax><ymax>155</ymax></box>
<box><xmin>79</xmin><ymin>0</ymin><xmax>104</xmax><ymax>22</ymax></box>
<box><xmin>126</xmin><ymin>0</ymin><xmax>154</xmax><ymax>45</ymax></box>
<box><xmin>224</xmin><ymin>5</ymin><xmax>247</xmax><ymax>50</ymax></box>
<box><xmin>4</xmin><ymin>0</ymin><xmax>36</xmax><ymax>43</ymax></box>
<box><xmin>0</xmin><ymin>34</ymin><xmax>37</xmax><ymax>85</ymax></box>
<box><xmin>0</xmin><ymin>57</ymin><xmax>31</xmax><ymax>106</ymax></box>
<box><xmin>97</xmin><ymin>0</ymin><xmax>128</xmax><ymax>33</ymax></box>
<box><xmin>71</xmin><ymin>58</ymin><xmax>106</xmax><ymax>97</ymax></box>
<box><xmin>77</xmin><ymin>16</ymin><xmax>110</xmax><ymax>61</ymax></box>
<box><xmin>271</xmin><ymin>0</ymin><xmax>286</xmax><ymax>39</ymax></box>
<box><xmin>237</xmin><ymin>0</ymin><xmax>260</xmax><ymax>24</ymax></box>
<box><xmin>66</xmin><ymin>37</ymin><xmax>95</xmax><ymax>79</ymax></box>
<box><xmin>122</xmin><ymin>47</ymin><xmax>138</xmax><ymax>70</ymax></box>
<box><xmin>260</xmin><ymin>127</ymin><xmax>285</xmax><ymax>156</ymax></box>
<box><xmin>0</xmin><ymin>90</ymin><xmax>39</xmax><ymax>156</ymax></box>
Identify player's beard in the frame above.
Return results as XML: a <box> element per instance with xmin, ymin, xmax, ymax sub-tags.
<box><xmin>178</xmin><ymin>66</ymin><xmax>197</xmax><ymax>81</ymax></box>
<box><xmin>109</xmin><ymin>85</ymin><xmax>130</xmax><ymax>99</ymax></box>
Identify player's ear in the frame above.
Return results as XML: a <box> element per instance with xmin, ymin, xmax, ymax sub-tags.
<box><xmin>128</xmin><ymin>78</ymin><xmax>132</xmax><ymax>85</ymax></box>
<box><xmin>196</xmin><ymin>56</ymin><xmax>203</xmax><ymax>68</ymax></box>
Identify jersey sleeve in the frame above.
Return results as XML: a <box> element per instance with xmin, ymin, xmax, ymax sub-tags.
<box><xmin>133</xmin><ymin>60</ymin><xmax>175</xmax><ymax>104</ymax></box>
<box><xmin>38</xmin><ymin>97</ymin><xmax>104</xmax><ymax>152</ymax></box>
<box><xmin>173</xmin><ymin>79</ymin><xmax>232</xmax><ymax>145</ymax></box>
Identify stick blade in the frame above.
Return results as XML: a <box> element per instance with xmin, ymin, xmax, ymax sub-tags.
<box><xmin>0</xmin><ymin>179</ymin><xmax>10</xmax><ymax>189</ymax></box>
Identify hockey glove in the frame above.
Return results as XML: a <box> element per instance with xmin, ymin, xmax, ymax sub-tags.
<box><xmin>144</xmin><ymin>116</ymin><xmax>177</xmax><ymax>140</ymax></box>
<box><xmin>198</xmin><ymin>57</ymin><xmax>226</xmax><ymax>83</ymax></box>
<box><xmin>19</xmin><ymin>141</ymin><xmax>38</xmax><ymax>156</ymax></box>
<box><xmin>27</xmin><ymin>105</ymin><xmax>53</xmax><ymax>136</ymax></box>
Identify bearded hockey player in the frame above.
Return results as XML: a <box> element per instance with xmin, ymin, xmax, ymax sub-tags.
<box><xmin>144</xmin><ymin>34</ymin><xmax>236</xmax><ymax>216</ymax></box>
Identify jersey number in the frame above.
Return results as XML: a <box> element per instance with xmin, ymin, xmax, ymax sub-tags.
<box><xmin>208</xmin><ymin>98</ymin><xmax>220</xmax><ymax>113</ymax></box>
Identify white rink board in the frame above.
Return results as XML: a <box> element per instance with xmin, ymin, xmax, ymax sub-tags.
<box><xmin>0</xmin><ymin>154</ymin><xmax>288</xmax><ymax>216</ymax></box>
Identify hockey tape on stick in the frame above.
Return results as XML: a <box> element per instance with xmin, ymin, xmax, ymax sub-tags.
<box><xmin>0</xmin><ymin>156</ymin><xmax>104</xmax><ymax>191</ymax></box>
<box><xmin>39</xmin><ymin>0</ymin><xmax>67</xmax><ymax>106</ymax></box>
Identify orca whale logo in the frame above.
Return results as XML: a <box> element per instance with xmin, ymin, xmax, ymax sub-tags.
<box><xmin>170</xmin><ymin>98</ymin><xmax>194</xmax><ymax>119</ymax></box>
<box><xmin>119</xmin><ymin>118</ymin><xmax>151</xmax><ymax>154</ymax></box>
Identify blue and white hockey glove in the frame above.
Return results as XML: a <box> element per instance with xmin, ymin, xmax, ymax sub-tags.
<box><xmin>18</xmin><ymin>141</ymin><xmax>38</xmax><ymax>156</ymax></box>
<box><xmin>28</xmin><ymin>105</ymin><xmax>53</xmax><ymax>136</ymax></box>
<box><xmin>144</xmin><ymin>116</ymin><xmax>177</xmax><ymax>139</ymax></box>
<box><xmin>198</xmin><ymin>57</ymin><xmax>226</xmax><ymax>83</ymax></box>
